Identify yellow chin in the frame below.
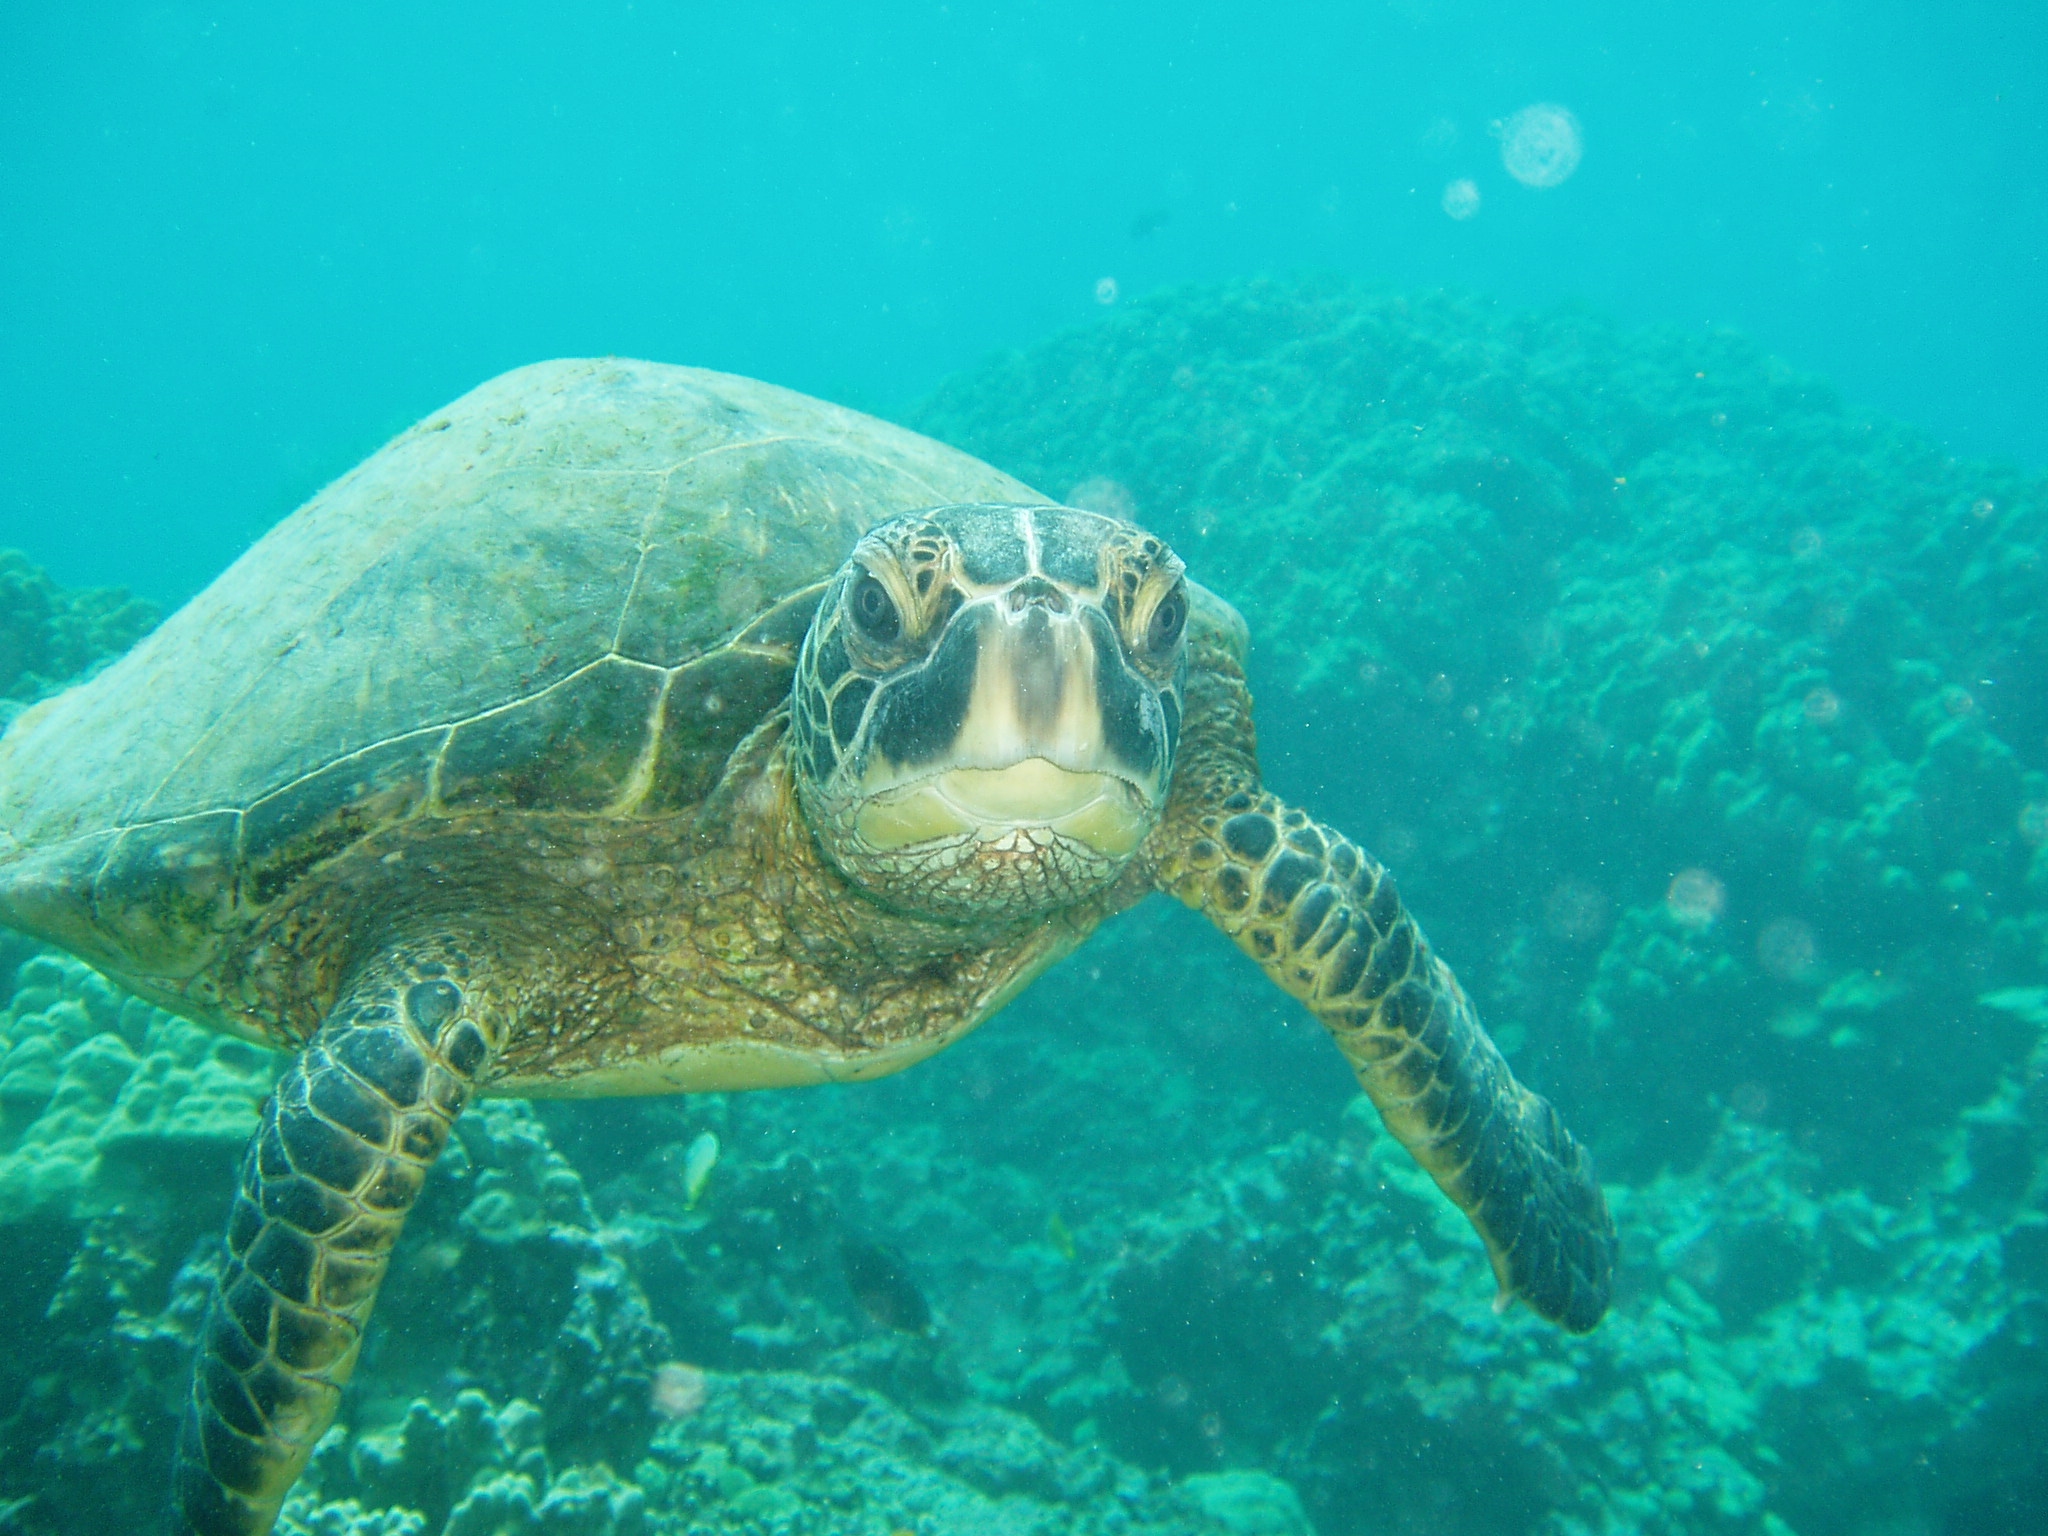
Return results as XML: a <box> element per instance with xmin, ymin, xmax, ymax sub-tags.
<box><xmin>853</xmin><ymin>758</ymin><xmax>1151</xmax><ymax>859</ymax></box>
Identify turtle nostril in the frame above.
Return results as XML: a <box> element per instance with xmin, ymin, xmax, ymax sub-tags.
<box><xmin>1007</xmin><ymin>577</ymin><xmax>1069</xmax><ymax>615</ymax></box>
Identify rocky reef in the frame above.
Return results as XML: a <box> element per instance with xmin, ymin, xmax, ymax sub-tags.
<box><xmin>0</xmin><ymin>283</ymin><xmax>2045</xmax><ymax>1534</ymax></box>
<box><xmin>0</xmin><ymin>550</ymin><xmax>155</xmax><ymax>715</ymax></box>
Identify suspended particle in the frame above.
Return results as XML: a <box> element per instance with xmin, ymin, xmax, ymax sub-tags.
<box><xmin>1495</xmin><ymin>103</ymin><xmax>1584</xmax><ymax>188</ymax></box>
<box><xmin>1441</xmin><ymin>178</ymin><xmax>1482</xmax><ymax>220</ymax></box>
<box><xmin>1802</xmin><ymin>687</ymin><xmax>1841</xmax><ymax>724</ymax></box>
<box><xmin>1094</xmin><ymin>276</ymin><xmax>1120</xmax><ymax>305</ymax></box>
<box><xmin>1728</xmin><ymin>1081</ymin><xmax>1772</xmax><ymax>1121</ymax></box>
<box><xmin>650</xmin><ymin>1362</ymin><xmax>708</xmax><ymax>1420</ymax></box>
<box><xmin>1666</xmin><ymin>868</ymin><xmax>1726</xmax><ymax>929</ymax></box>
<box><xmin>1063</xmin><ymin>475</ymin><xmax>1137</xmax><ymax>521</ymax></box>
<box><xmin>2016</xmin><ymin>801</ymin><xmax>2048</xmax><ymax>846</ymax></box>
<box><xmin>1756</xmin><ymin>918</ymin><xmax>1820</xmax><ymax>982</ymax></box>
<box><xmin>1543</xmin><ymin>879</ymin><xmax>1610</xmax><ymax>943</ymax></box>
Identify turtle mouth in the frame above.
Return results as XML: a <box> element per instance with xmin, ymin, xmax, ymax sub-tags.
<box><xmin>852</xmin><ymin>758</ymin><xmax>1152</xmax><ymax>859</ymax></box>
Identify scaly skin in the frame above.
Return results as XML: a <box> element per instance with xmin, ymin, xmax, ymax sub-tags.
<box><xmin>164</xmin><ymin>512</ymin><xmax>1612</xmax><ymax>1535</ymax></box>
<box><xmin>170</xmin><ymin>938</ymin><xmax>505</xmax><ymax>1534</ymax></box>
<box><xmin>1150</xmin><ymin>628</ymin><xmax>1616</xmax><ymax>1330</ymax></box>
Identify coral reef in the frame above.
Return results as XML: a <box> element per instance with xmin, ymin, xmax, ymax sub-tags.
<box><xmin>2</xmin><ymin>279</ymin><xmax>2046</xmax><ymax>1534</ymax></box>
<box><xmin>0</xmin><ymin>955</ymin><xmax>279</xmax><ymax>1531</ymax></box>
<box><xmin>914</xmin><ymin>275</ymin><xmax>2048</xmax><ymax>1189</ymax></box>
<box><xmin>0</xmin><ymin>548</ymin><xmax>156</xmax><ymax>712</ymax></box>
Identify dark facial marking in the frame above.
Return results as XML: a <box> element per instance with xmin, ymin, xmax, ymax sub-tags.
<box><xmin>1085</xmin><ymin>606</ymin><xmax>1161</xmax><ymax>779</ymax></box>
<box><xmin>811</xmin><ymin>627</ymin><xmax>850</xmax><ymax>688</ymax></box>
<box><xmin>830</xmin><ymin>677</ymin><xmax>875</xmax><ymax>749</ymax></box>
<box><xmin>867</xmin><ymin>605</ymin><xmax>986</xmax><ymax>767</ymax></box>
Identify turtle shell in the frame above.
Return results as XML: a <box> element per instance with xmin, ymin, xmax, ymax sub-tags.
<box><xmin>0</xmin><ymin>359</ymin><xmax>1040</xmax><ymax>1026</ymax></box>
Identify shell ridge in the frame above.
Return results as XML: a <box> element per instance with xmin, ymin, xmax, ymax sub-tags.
<box><xmin>604</xmin><ymin>668</ymin><xmax>678</xmax><ymax>817</ymax></box>
<box><xmin>124</xmin><ymin>482</ymin><xmax>441</xmax><ymax>824</ymax></box>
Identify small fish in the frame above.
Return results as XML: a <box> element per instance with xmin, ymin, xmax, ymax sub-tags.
<box><xmin>839</xmin><ymin>1234</ymin><xmax>932</xmax><ymax>1335</ymax></box>
<box><xmin>1047</xmin><ymin>1210</ymin><xmax>1077</xmax><ymax>1262</ymax></box>
<box><xmin>682</xmin><ymin>1131</ymin><xmax>719</xmax><ymax>1210</ymax></box>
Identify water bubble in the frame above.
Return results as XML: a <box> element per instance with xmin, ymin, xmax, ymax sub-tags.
<box><xmin>1543</xmin><ymin>879</ymin><xmax>1610</xmax><ymax>943</ymax></box>
<box><xmin>1802</xmin><ymin>687</ymin><xmax>1840</xmax><ymax>725</ymax></box>
<box><xmin>1495</xmin><ymin>103</ymin><xmax>1583</xmax><ymax>188</ymax></box>
<box><xmin>1093</xmin><ymin>276</ymin><xmax>1119</xmax><ymax>305</ymax></box>
<box><xmin>1378</xmin><ymin>824</ymin><xmax>1420</xmax><ymax>864</ymax></box>
<box><xmin>1063</xmin><ymin>476</ymin><xmax>1136</xmax><ymax>520</ymax></box>
<box><xmin>650</xmin><ymin>1362</ymin><xmax>708</xmax><ymax>1420</ymax></box>
<box><xmin>1728</xmin><ymin>1081</ymin><xmax>1772</xmax><ymax>1121</ymax></box>
<box><xmin>1756</xmin><ymin>918</ymin><xmax>1819</xmax><ymax>982</ymax></box>
<box><xmin>1441</xmin><ymin>178</ymin><xmax>1481</xmax><ymax>220</ymax></box>
<box><xmin>1666</xmin><ymin>868</ymin><xmax>1726</xmax><ymax>929</ymax></box>
<box><xmin>2018</xmin><ymin>802</ymin><xmax>2048</xmax><ymax>847</ymax></box>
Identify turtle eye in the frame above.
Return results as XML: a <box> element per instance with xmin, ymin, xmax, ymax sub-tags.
<box><xmin>1145</xmin><ymin>587</ymin><xmax>1187</xmax><ymax>654</ymax></box>
<box><xmin>850</xmin><ymin>572</ymin><xmax>901</xmax><ymax>642</ymax></box>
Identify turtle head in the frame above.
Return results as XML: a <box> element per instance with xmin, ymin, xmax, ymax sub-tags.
<box><xmin>790</xmin><ymin>503</ymin><xmax>1188</xmax><ymax>922</ymax></box>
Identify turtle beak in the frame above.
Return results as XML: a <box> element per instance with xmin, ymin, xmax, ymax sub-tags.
<box><xmin>851</xmin><ymin>580</ymin><xmax>1165</xmax><ymax>857</ymax></box>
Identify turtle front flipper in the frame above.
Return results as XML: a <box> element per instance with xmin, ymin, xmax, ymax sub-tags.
<box><xmin>170</xmin><ymin>943</ymin><xmax>503</xmax><ymax>1535</ymax></box>
<box><xmin>1161</xmin><ymin>793</ymin><xmax>1615</xmax><ymax>1328</ymax></box>
<box><xmin>1159</xmin><ymin>783</ymin><xmax>1616</xmax><ymax>1330</ymax></box>
<box><xmin>1152</xmin><ymin>623</ymin><xmax>1613</xmax><ymax>1330</ymax></box>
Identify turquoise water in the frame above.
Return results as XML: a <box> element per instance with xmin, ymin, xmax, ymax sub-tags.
<box><xmin>2</xmin><ymin>6</ymin><xmax>2045</xmax><ymax>1535</ymax></box>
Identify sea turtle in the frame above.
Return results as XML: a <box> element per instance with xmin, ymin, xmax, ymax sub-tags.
<box><xmin>0</xmin><ymin>360</ymin><xmax>1615</xmax><ymax>1534</ymax></box>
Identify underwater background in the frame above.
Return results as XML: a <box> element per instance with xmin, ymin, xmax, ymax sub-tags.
<box><xmin>2</xmin><ymin>5</ymin><xmax>2045</xmax><ymax>1535</ymax></box>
